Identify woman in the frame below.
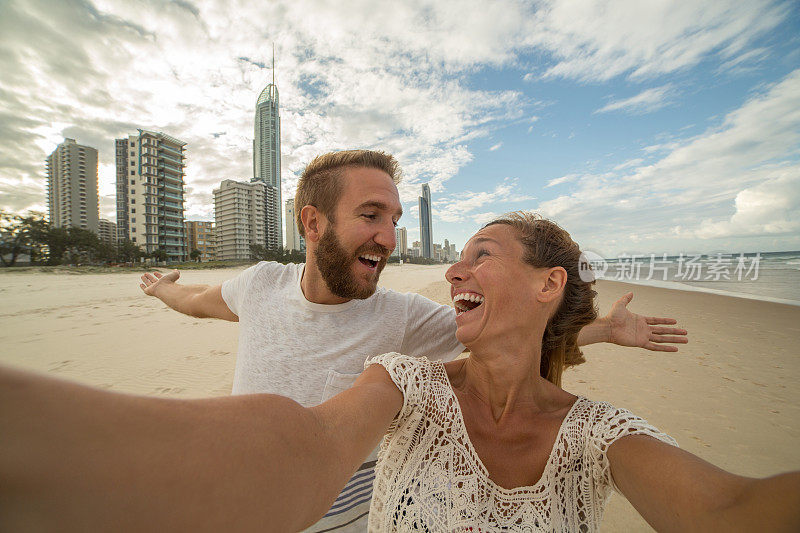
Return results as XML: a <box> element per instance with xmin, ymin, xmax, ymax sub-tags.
<box><xmin>1</xmin><ymin>213</ymin><xmax>798</xmax><ymax>532</ymax></box>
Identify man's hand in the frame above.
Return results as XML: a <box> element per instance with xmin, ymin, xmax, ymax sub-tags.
<box><xmin>606</xmin><ymin>292</ymin><xmax>688</xmax><ymax>352</ymax></box>
<box><xmin>137</xmin><ymin>270</ymin><xmax>236</xmax><ymax>320</ymax></box>
<box><xmin>139</xmin><ymin>270</ymin><xmax>180</xmax><ymax>297</ymax></box>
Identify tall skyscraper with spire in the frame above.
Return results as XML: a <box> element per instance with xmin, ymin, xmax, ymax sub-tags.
<box><xmin>419</xmin><ymin>183</ymin><xmax>433</xmax><ymax>259</ymax></box>
<box><xmin>252</xmin><ymin>47</ymin><xmax>282</xmax><ymax>250</ymax></box>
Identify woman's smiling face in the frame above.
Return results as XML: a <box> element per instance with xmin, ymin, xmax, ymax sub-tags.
<box><xmin>446</xmin><ymin>224</ymin><xmax>544</xmax><ymax>347</ymax></box>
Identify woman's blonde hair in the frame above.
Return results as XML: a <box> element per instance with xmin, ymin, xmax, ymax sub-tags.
<box><xmin>484</xmin><ymin>212</ymin><xmax>597</xmax><ymax>386</ymax></box>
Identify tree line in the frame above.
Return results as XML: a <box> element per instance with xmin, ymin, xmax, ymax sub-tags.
<box><xmin>1</xmin><ymin>212</ymin><xmax>148</xmax><ymax>267</ymax></box>
<box><xmin>2</xmin><ymin>212</ymin><xmax>450</xmax><ymax>268</ymax></box>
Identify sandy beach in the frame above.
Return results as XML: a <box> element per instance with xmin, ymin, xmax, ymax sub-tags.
<box><xmin>1</xmin><ymin>263</ymin><xmax>798</xmax><ymax>530</ymax></box>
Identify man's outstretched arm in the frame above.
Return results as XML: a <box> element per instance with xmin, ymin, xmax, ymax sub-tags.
<box><xmin>140</xmin><ymin>270</ymin><xmax>238</xmax><ymax>321</ymax></box>
<box><xmin>577</xmin><ymin>292</ymin><xmax>688</xmax><ymax>351</ymax></box>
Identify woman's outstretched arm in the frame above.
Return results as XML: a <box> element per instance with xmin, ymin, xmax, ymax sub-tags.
<box><xmin>608</xmin><ymin>434</ymin><xmax>800</xmax><ymax>532</ymax></box>
<box><xmin>0</xmin><ymin>364</ymin><xmax>401</xmax><ymax>532</ymax></box>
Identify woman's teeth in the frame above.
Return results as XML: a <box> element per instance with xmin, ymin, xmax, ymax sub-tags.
<box><xmin>453</xmin><ymin>293</ymin><xmax>485</xmax><ymax>314</ymax></box>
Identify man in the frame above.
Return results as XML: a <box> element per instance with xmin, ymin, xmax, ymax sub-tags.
<box><xmin>140</xmin><ymin>150</ymin><xmax>687</xmax><ymax>532</ymax></box>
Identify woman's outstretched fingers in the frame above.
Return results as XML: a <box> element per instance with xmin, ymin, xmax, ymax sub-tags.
<box><xmin>650</xmin><ymin>326</ymin><xmax>688</xmax><ymax>336</ymax></box>
<box><xmin>646</xmin><ymin>316</ymin><xmax>678</xmax><ymax>325</ymax></box>
<box><xmin>643</xmin><ymin>342</ymin><xmax>679</xmax><ymax>352</ymax></box>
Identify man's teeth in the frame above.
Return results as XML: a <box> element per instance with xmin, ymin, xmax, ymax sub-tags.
<box><xmin>360</xmin><ymin>254</ymin><xmax>381</xmax><ymax>262</ymax></box>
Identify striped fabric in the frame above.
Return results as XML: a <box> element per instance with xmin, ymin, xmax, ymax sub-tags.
<box><xmin>305</xmin><ymin>459</ymin><xmax>377</xmax><ymax>532</ymax></box>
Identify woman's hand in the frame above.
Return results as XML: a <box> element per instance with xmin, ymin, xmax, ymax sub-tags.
<box><xmin>605</xmin><ymin>292</ymin><xmax>688</xmax><ymax>352</ymax></box>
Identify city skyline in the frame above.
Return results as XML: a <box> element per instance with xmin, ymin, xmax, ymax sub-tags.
<box><xmin>1</xmin><ymin>1</ymin><xmax>798</xmax><ymax>256</ymax></box>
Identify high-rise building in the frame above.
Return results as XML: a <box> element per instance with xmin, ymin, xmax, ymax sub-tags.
<box><xmin>213</xmin><ymin>179</ymin><xmax>268</xmax><ymax>260</ymax></box>
<box><xmin>46</xmin><ymin>138</ymin><xmax>99</xmax><ymax>233</ymax></box>
<box><xmin>450</xmin><ymin>243</ymin><xmax>457</xmax><ymax>261</ymax></box>
<box><xmin>185</xmin><ymin>220</ymin><xmax>214</xmax><ymax>261</ymax></box>
<box><xmin>252</xmin><ymin>52</ymin><xmax>282</xmax><ymax>250</ymax></box>
<box><xmin>434</xmin><ymin>243</ymin><xmax>442</xmax><ymax>262</ymax></box>
<box><xmin>392</xmin><ymin>226</ymin><xmax>407</xmax><ymax>257</ymax></box>
<box><xmin>411</xmin><ymin>240</ymin><xmax>422</xmax><ymax>258</ymax></box>
<box><xmin>97</xmin><ymin>219</ymin><xmax>117</xmax><ymax>244</ymax></box>
<box><xmin>418</xmin><ymin>183</ymin><xmax>433</xmax><ymax>258</ymax></box>
<box><xmin>284</xmin><ymin>198</ymin><xmax>305</xmax><ymax>252</ymax></box>
<box><xmin>115</xmin><ymin>129</ymin><xmax>187</xmax><ymax>262</ymax></box>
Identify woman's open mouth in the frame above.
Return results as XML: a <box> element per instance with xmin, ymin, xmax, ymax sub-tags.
<box><xmin>453</xmin><ymin>292</ymin><xmax>485</xmax><ymax>315</ymax></box>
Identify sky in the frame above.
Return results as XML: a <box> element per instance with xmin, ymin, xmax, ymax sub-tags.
<box><xmin>1</xmin><ymin>0</ymin><xmax>799</xmax><ymax>257</ymax></box>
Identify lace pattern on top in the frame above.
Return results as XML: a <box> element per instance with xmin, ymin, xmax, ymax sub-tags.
<box><xmin>365</xmin><ymin>353</ymin><xmax>677</xmax><ymax>532</ymax></box>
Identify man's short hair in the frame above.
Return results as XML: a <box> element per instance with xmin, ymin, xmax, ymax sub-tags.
<box><xmin>295</xmin><ymin>150</ymin><xmax>402</xmax><ymax>237</ymax></box>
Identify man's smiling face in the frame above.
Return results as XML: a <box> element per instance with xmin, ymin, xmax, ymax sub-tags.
<box><xmin>315</xmin><ymin>166</ymin><xmax>403</xmax><ymax>299</ymax></box>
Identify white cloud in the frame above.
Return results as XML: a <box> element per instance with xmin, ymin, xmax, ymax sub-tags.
<box><xmin>695</xmin><ymin>173</ymin><xmax>800</xmax><ymax>238</ymax></box>
<box><xmin>595</xmin><ymin>85</ymin><xmax>674</xmax><ymax>115</ymax></box>
<box><xmin>715</xmin><ymin>47</ymin><xmax>771</xmax><ymax>76</ymax></box>
<box><xmin>435</xmin><ymin>178</ymin><xmax>535</xmax><ymax>223</ymax></box>
<box><xmin>533</xmin><ymin>68</ymin><xmax>800</xmax><ymax>254</ymax></box>
<box><xmin>489</xmin><ymin>142</ymin><xmax>502</xmax><ymax>151</ymax></box>
<box><xmin>545</xmin><ymin>173</ymin><xmax>579</xmax><ymax>188</ymax></box>
<box><xmin>613</xmin><ymin>158</ymin><xmax>645</xmax><ymax>171</ymax></box>
<box><xmin>526</xmin><ymin>0</ymin><xmax>788</xmax><ymax>82</ymax></box>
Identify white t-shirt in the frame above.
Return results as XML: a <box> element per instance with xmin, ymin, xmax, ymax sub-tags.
<box><xmin>221</xmin><ymin>261</ymin><xmax>464</xmax><ymax>532</ymax></box>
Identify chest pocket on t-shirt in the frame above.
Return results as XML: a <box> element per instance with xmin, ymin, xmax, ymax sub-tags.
<box><xmin>321</xmin><ymin>369</ymin><xmax>359</xmax><ymax>402</ymax></box>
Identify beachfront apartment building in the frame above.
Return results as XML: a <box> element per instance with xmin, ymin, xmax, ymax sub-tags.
<box><xmin>434</xmin><ymin>243</ymin><xmax>443</xmax><ymax>262</ymax></box>
<box><xmin>97</xmin><ymin>219</ymin><xmax>117</xmax><ymax>244</ymax></box>
<box><xmin>45</xmin><ymin>138</ymin><xmax>99</xmax><ymax>234</ymax></box>
<box><xmin>185</xmin><ymin>220</ymin><xmax>214</xmax><ymax>261</ymax></box>
<box><xmin>392</xmin><ymin>226</ymin><xmax>408</xmax><ymax>257</ymax></box>
<box><xmin>284</xmin><ymin>198</ymin><xmax>305</xmax><ymax>252</ymax></box>
<box><xmin>213</xmin><ymin>179</ymin><xmax>269</xmax><ymax>260</ymax></box>
<box><xmin>115</xmin><ymin>130</ymin><xmax>188</xmax><ymax>262</ymax></box>
<box><xmin>419</xmin><ymin>183</ymin><xmax>433</xmax><ymax>258</ymax></box>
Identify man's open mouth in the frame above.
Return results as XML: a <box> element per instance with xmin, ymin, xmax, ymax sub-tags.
<box><xmin>358</xmin><ymin>253</ymin><xmax>382</xmax><ymax>269</ymax></box>
<box><xmin>453</xmin><ymin>292</ymin><xmax>485</xmax><ymax>315</ymax></box>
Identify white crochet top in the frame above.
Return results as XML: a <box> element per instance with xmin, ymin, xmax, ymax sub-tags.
<box><xmin>365</xmin><ymin>353</ymin><xmax>677</xmax><ymax>532</ymax></box>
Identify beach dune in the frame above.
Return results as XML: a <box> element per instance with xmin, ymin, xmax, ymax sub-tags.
<box><xmin>1</xmin><ymin>263</ymin><xmax>798</xmax><ymax>531</ymax></box>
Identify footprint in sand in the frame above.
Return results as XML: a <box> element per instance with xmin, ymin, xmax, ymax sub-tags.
<box><xmin>49</xmin><ymin>360</ymin><xmax>76</xmax><ymax>371</ymax></box>
<box><xmin>154</xmin><ymin>387</ymin><xmax>185</xmax><ymax>394</ymax></box>
<box><xmin>209</xmin><ymin>350</ymin><xmax>230</xmax><ymax>357</ymax></box>
<box><xmin>691</xmin><ymin>436</ymin><xmax>711</xmax><ymax>448</ymax></box>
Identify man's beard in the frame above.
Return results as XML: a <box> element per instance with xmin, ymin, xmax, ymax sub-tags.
<box><xmin>315</xmin><ymin>225</ymin><xmax>388</xmax><ymax>300</ymax></box>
